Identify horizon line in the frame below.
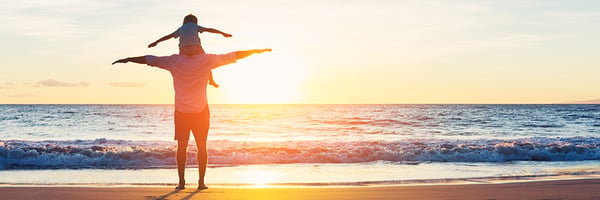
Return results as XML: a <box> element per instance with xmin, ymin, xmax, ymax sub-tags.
<box><xmin>1</xmin><ymin>103</ymin><xmax>598</xmax><ymax>105</ymax></box>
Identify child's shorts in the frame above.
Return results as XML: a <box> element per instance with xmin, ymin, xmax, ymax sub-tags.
<box><xmin>179</xmin><ymin>45</ymin><xmax>206</xmax><ymax>56</ymax></box>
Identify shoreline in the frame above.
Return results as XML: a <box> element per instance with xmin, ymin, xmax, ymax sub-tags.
<box><xmin>2</xmin><ymin>174</ymin><xmax>599</xmax><ymax>188</ymax></box>
<box><xmin>1</xmin><ymin>178</ymin><xmax>600</xmax><ymax>200</ymax></box>
<box><xmin>2</xmin><ymin>173</ymin><xmax>599</xmax><ymax>188</ymax></box>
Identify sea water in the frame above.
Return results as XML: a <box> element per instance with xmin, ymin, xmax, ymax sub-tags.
<box><xmin>1</xmin><ymin>104</ymin><xmax>599</xmax><ymax>186</ymax></box>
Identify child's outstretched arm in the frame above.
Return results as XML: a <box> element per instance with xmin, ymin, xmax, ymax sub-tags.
<box><xmin>148</xmin><ymin>33</ymin><xmax>175</xmax><ymax>48</ymax></box>
<box><xmin>204</xmin><ymin>28</ymin><xmax>232</xmax><ymax>38</ymax></box>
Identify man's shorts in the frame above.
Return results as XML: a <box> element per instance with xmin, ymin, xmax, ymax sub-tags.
<box><xmin>174</xmin><ymin>106</ymin><xmax>210</xmax><ymax>141</ymax></box>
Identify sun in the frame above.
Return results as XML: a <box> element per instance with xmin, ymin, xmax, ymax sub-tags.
<box><xmin>209</xmin><ymin>51</ymin><xmax>307</xmax><ymax>104</ymax></box>
<box><xmin>238</xmin><ymin>169</ymin><xmax>279</xmax><ymax>187</ymax></box>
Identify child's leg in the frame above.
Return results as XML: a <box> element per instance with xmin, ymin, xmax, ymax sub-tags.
<box><xmin>195</xmin><ymin>45</ymin><xmax>219</xmax><ymax>88</ymax></box>
<box><xmin>208</xmin><ymin>70</ymin><xmax>219</xmax><ymax>88</ymax></box>
<box><xmin>188</xmin><ymin>45</ymin><xmax>218</xmax><ymax>88</ymax></box>
<box><xmin>197</xmin><ymin>46</ymin><xmax>206</xmax><ymax>55</ymax></box>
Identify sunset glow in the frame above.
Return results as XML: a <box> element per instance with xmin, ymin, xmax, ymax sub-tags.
<box><xmin>1</xmin><ymin>1</ymin><xmax>599</xmax><ymax>104</ymax></box>
<box><xmin>210</xmin><ymin>52</ymin><xmax>307</xmax><ymax>104</ymax></box>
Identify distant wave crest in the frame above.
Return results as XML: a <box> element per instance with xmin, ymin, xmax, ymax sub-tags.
<box><xmin>1</xmin><ymin>137</ymin><xmax>600</xmax><ymax>169</ymax></box>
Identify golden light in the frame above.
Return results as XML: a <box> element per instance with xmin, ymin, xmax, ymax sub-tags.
<box><xmin>211</xmin><ymin>51</ymin><xmax>307</xmax><ymax>104</ymax></box>
<box><xmin>238</xmin><ymin>169</ymin><xmax>279</xmax><ymax>187</ymax></box>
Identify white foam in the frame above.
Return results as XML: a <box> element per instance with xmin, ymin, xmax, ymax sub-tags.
<box><xmin>1</xmin><ymin>137</ymin><xmax>600</xmax><ymax>169</ymax></box>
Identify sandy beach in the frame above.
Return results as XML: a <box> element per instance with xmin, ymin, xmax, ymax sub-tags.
<box><xmin>1</xmin><ymin>178</ymin><xmax>599</xmax><ymax>200</ymax></box>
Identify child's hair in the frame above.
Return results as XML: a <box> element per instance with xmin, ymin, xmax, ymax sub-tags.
<box><xmin>183</xmin><ymin>14</ymin><xmax>198</xmax><ymax>24</ymax></box>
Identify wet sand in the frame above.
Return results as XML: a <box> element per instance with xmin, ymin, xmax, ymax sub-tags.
<box><xmin>1</xmin><ymin>178</ymin><xmax>599</xmax><ymax>200</ymax></box>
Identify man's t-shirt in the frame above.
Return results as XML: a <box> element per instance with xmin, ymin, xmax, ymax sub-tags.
<box><xmin>145</xmin><ymin>53</ymin><xmax>237</xmax><ymax>113</ymax></box>
<box><xmin>172</xmin><ymin>23</ymin><xmax>207</xmax><ymax>48</ymax></box>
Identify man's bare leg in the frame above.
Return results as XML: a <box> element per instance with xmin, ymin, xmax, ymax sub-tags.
<box><xmin>176</xmin><ymin>139</ymin><xmax>189</xmax><ymax>189</ymax></box>
<box><xmin>195</xmin><ymin>139</ymin><xmax>208</xmax><ymax>190</ymax></box>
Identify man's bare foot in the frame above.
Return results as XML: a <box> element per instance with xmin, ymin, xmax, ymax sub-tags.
<box><xmin>210</xmin><ymin>82</ymin><xmax>219</xmax><ymax>88</ymax></box>
<box><xmin>198</xmin><ymin>183</ymin><xmax>208</xmax><ymax>190</ymax></box>
<box><xmin>175</xmin><ymin>180</ymin><xmax>185</xmax><ymax>190</ymax></box>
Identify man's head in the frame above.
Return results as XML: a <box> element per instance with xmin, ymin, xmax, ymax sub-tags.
<box><xmin>183</xmin><ymin>14</ymin><xmax>198</xmax><ymax>24</ymax></box>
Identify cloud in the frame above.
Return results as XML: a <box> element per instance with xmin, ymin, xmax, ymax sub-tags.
<box><xmin>108</xmin><ymin>82</ymin><xmax>145</xmax><ymax>88</ymax></box>
<box><xmin>37</xmin><ymin>79</ymin><xmax>90</xmax><ymax>87</ymax></box>
<box><xmin>0</xmin><ymin>82</ymin><xmax>15</xmax><ymax>89</ymax></box>
<box><xmin>0</xmin><ymin>0</ymin><xmax>119</xmax><ymax>40</ymax></box>
<box><xmin>563</xmin><ymin>99</ymin><xmax>600</xmax><ymax>104</ymax></box>
<box><xmin>3</xmin><ymin>93</ymin><xmax>40</xmax><ymax>98</ymax></box>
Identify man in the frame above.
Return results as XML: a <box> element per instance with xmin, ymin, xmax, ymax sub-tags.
<box><xmin>112</xmin><ymin>48</ymin><xmax>271</xmax><ymax>189</ymax></box>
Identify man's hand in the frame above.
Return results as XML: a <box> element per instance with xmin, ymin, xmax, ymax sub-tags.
<box><xmin>222</xmin><ymin>33</ymin><xmax>233</xmax><ymax>38</ymax></box>
<box><xmin>112</xmin><ymin>58</ymin><xmax>129</xmax><ymax>65</ymax></box>
<box><xmin>256</xmin><ymin>48</ymin><xmax>272</xmax><ymax>53</ymax></box>
<box><xmin>148</xmin><ymin>42</ymin><xmax>158</xmax><ymax>48</ymax></box>
<box><xmin>234</xmin><ymin>48</ymin><xmax>272</xmax><ymax>59</ymax></box>
<box><xmin>111</xmin><ymin>56</ymin><xmax>146</xmax><ymax>65</ymax></box>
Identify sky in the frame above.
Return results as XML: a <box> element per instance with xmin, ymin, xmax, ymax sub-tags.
<box><xmin>0</xmin><ymin>0</ymin><xmax>599</xmax><ymax>104</ymax></box>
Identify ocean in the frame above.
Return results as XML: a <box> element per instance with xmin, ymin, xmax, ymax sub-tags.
<box><xmin>1</xmin><ymin>104</ymin><xmax>599</xmax><ymax>186</ymax></box>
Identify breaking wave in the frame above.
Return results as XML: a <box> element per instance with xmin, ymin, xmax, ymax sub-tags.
<box><xmin>1</xmin><ymin>137</ymin><xmax>600</xmax><ymax>169</ymax></box>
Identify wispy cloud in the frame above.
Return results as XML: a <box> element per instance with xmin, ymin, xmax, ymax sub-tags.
<box><xmin>108</xmin><ymin>82</ymin><xmax>145</xmax><ymax>88</ymax></box>
<box><xmin>563</xmin><ymin>98</ymin><xmax>600</xmax><ymax>104</ymax></box>
<box><xmin>36</xmin><ymin>79</ymin><xmax>90</xmax><ymax>87</ymax></box>
<box><xmin>0</xmin><ymin>82</ymin><xmax>15</xmax><ymax>90</ymax></box>
<box><xmin>3</xmin><ymin>93</ymin><xmax>40</xmax><ymax>98</ymax></box>
<box><xmin>0</xmin><ymin>0</ymin><xmax>120</xmax><ymax>40</ymax></box>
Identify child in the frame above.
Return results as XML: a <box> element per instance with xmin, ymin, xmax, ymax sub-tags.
<box><xmin>148</xmin><ymin>14</ymin><xmax>232</xmax><ymax>88</ymax></box>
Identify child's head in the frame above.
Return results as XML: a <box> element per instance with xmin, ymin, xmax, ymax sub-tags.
<box><xmin>183</xmin><ymin>14</ymin><xmax>197</xmax><ymax>24</ymax></box>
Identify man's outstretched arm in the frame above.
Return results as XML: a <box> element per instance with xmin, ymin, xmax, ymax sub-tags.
<box><xmin>112</xmin><ymin>56</ymin><xmax>147</xmax><ymax>65</ymax></box>
<box><xmin>112</xmin><ymin>48</ymin><xmax>272</xmax><ymax>65</ymax></box>
<box><xmin>234</xmin><ymin>49</ymin><xmax>272</xmax><ymax>60</ymax></box>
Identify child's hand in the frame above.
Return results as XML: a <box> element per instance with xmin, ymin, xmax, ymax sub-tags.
<box><xmin>148</xmin><ymin>42</ymin><xmax>158</xmax><ymax>48</ymax></box>
<box><xmin>223</xmin><ymin>33</ymin><xmax>233</xmax><ymax>38</ymax></box>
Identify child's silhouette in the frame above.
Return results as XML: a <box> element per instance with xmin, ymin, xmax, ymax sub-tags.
<box><xmin>148</xmin><ymin>14</ymin><xmax>232</xmax><ymax>88</ymax></box>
